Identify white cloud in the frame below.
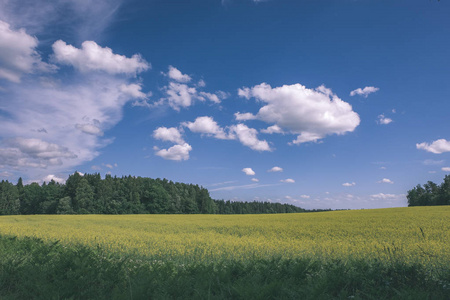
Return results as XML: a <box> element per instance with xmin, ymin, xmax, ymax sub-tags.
<box><xmin>268</xmin><ymin>166</ymin><xmax>283</xmax><ymax>172</ymax></box>
<box><xmin>0</xmin><ymin>0</ymin><xmax>123</xmax><ymax>42</ymax></box>
<box><xmin>230</xmin><ymin>124</ymin><xmax>271</xmax><ymax>151</ymax></box>
<box><xmin>0</xmin><ymin>138</ymin><xmax>78</xmax><ymax>169</ymax></box>
<box><xmin>166</xmin><ymin>65</ymin><xmax>191</xmax><ymax>83</ymax></box>
<box><xmin>235</xmin><ymin>112</ymin><xmax>257</xmax><ymax>121</ymax></box>
<box><xmin>182</xmin><ymin>117</ymin><xmax>271</xmax><ymax>152</ymax></box>
<box><xmin>378</xmin><ymin>178</ymin><xmax>394</xmax><ymax>184</ymax></box>
<box><xmin>342</xmin><ymin>182</ymin><xmax>356</xmax><ymax>187</ymax></box>
<box><xmin>0</xmin><ymin>58</ymin><xmax>149</xmax><ymax>179</ymax></box>
<box><xmin>0</xmin><ymin>20</ymin><xmax>54</xmax><ymax>83</ymax></box>
<box><xmin>153</xmin><ymin>127</ymin><xmax>185</xmax><ymax>144</ymax></box>
<box><xmin>350</xmin><ymin>86</ymin><xmax>379</xmax><ymax>97</ymax></box>
<box><xmin>442</xmin><ymin>167</ymin><xmax>450</xmax><ymax>172</ymax></box>
<box><xmin>251</xmin><ymin>178</ymin><xmax>259</xmax><ymax>182</ymax></box>
<box><xmin>75</xmin><ymin>124</ymin><xmax>104</xmax><ymax>136</ymax></box>
<box><xmin>197</xmin><ymin>79</ymin><xmax>206</xmax><ymax>87</ymax></box>
<box><xmin>161</xmin><ymin>82</ymin><xmax>197</xmax><ymax>111</ymax></box>
<box><xmin>120</xmin><ymin>83</ymin><xmax>147</xmax><ymax>99</ymax></box>
<box><xmin>377</xmin><ymin>114</ymin><xmax>392</xmax><ymax>125</ymax></box>
<box><xmin>52</xmin><ymin>40</ymin><xmax>150</xmax><ymax>75</ymax></box>
<box><xmin>280</xmin><ymin>178</ymin><xmax>295</xmax><ymax>183</ymax></box>
<box><xmin>417</xmin><ymin>139</ymin><xmax>450</xmax><ymax>154</ymax></box>
<box><xmin>238</xmin><ymin>83</ymin><xmax>360</xmax><ymax>145</ymax></box>
<box><xmin>182</xmin><ymin>116</ymin><xmax>231</xmax><ymax>140</ymax></box>
<box><xmin>242</xmin><ymin>167</ymin><xmax>255</xmax><ymax>176</ymax></box>
<box><xmin>370</xmin><ymin>193</ymin><xmax>401</xmax><ymax>200</ymax></box>
<box><xmin>0</xmin><ymin>171</ymin><xmax>13</xmax><ymax>178</ymax></box>
<box><xmin>423</xmin><ymin>159</ymin><xmax>444</xmax><ymax>166</ymax></box>
<box><xmin>300</xmin><ymin>195</ymin><xmax>310</xmax><ymax>199</ymax></box>
<box><xmin>261</xmin><ymin>125</ymin><xmax>284</xmax><ymax>134</ymax></box>
<box><xmin>209</xmin><ymin>182</ymin><xmax>279</xmax><ymax>192</ymax></box>
<box><xmin>158</xmin><ymin>66</ymin><xmax>224</xmax><ymax>110</ymax></box>
<box><xmin>41</xmin><ymin>174</ymin><xmax>65</xmax><ymax>184</ymax></box>
<box><xmin>154</xmin><ymin>143</ymin><xmax>192</xmax><ymax>161</ymax></box>
<box><xmin>199</xmin><ymin>91</ymin><xmax>221</xmax><ymax>103</ymax></box>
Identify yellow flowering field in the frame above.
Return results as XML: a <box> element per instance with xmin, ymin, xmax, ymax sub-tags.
<box><xmin>0</xmin><ymin>206</ymin><xmax>449</xmax><ymax>266</ymax></box>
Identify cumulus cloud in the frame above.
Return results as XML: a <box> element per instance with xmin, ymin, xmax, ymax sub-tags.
<box><xmin>417</xmin><ymin>139</ymin><xmax>450</xmax><ymax>154</ymax></box>
<box><xmin>197</xmin><ymin>79</ymin><xmax>206</xmax><ymax>87</ymax></box>
<box><xmin>261</xmin><ymin>125</ymin><xmax>284</xmax><ymax>134</ymax></box>
<box><xmin>154</xmin><ymin>143</ymin><xmax>192</xmax><ymax>161</ymax></box>
<box><xmin>120</xmin><ymin>83</ymin><xmax>147</xmax><ymax>99</ymax></box>
<box><xmin>235</xmin><ymin>112</ymin><xmax>257</xmax><ymax>121</ymax></box>
<box><xmin>378</xmin><ymin>178</ymin><xmax>394</xmax><ymax>184</ymax></box>
<box><xmin>41</xmin><ymin>174</ymin><xmax>66</xmax><ymax>184</ymax></box>
<box><xmin>300</xmin><ymin>195</ymin><xmax>310</xmax><ymax>199</ymax></box>
<box><xmin>0</xmin><ymin>20</ymin><xmax>55</xmax><ymax>83</ymax></box>
<box><xmin>442</xmin><ymin>167</ymin><xmax>450</xmax><ymax>172</ymax></box>
<box><xmin>350</xmin><ymin>86</ymin><xmax>379</xmax><ymax>97</ymax></box>
<box><xmin>199</xmin><ymin>91</ymin><xmax>221</xmax><ymax>103</ymax></box>
<box><xmin>342</xmin><ymin>182</ymin><xmax>356</xmax><ymax>187</ymax></box>
<box><xmin>153</xmin><ymin>127</ymin><xmax>185</xmax><ymax>144</ymax></box>
<box><xmin>230</xmin><ymin>124</ymin><xmax>271</xmax><ymax>151</ymax></box>
<box><xmin>52</xmin><ymin>40</ymin><xmax>149</xmax><ymax>75</ymax></box>
<box><xmin>158</xmin><ymin>66</ymin><xmax>224</xmax><ymax>110</ymax></box>
<box><xmin>268</xmin><ymin>166</ymin><xmax>283</xmax><ymax>172</ymax></box>
<box><xmin>242</xmin><ymin>168</ymin><xmax>255</xmax><ymax>176</ymax></box>
<box><xmin>377</xmin><ymin>114</ymin><xmax>392</xmax><ymax>125</ymax></box>
<box><xmin>161</xmin><ymin>82</ymin><xmax>196</xmax><ymax>110</ymax></box>
<box><xmin>237</xmin><ymin>83</ymin><xmax>360</xmax><ymax>145</ymax></box>
<box><xmin>166</xmin><ymin>65</ymin><xmax>191</xmax><ymax>82</ymax></box>
<box><xmin>182</xmin><ymin>116</ymin><xmax>231</xmax><ymax>140</ymax></box>
<box><xmin>181</xmin><ymin>117</ymin><xmax>271</xmax><ymax>151</ymax></box>
<box><xmin>251</xmin><ymin>178</ymin><xmax>259</xmax><ymax>182</ymax></box>
<box><xmin>280</xmin><ymin>178</ymin><xmax>295</xmax><ymax>183</ymax></box>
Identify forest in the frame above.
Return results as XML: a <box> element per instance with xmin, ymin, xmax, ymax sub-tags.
<box><xmin>0</xmin><ymin>172</ymin><xmax>307</xmax><ymax>215</ymax></box>
<box><xmin>407</xmin><ymin>175</ymin><xmax>450</xmax><ymax>206</ymax></box>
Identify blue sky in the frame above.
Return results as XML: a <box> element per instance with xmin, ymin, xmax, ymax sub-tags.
<box><xmin>1</xmin><ymin>0</ymin><xmax>449</xmax><ymax>209</ymax></box>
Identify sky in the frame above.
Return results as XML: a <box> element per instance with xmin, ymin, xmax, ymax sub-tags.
<box><xmin>0</xmin><ymin>0</ymin><xmax>449</xmax><ymax>209</ymax></box>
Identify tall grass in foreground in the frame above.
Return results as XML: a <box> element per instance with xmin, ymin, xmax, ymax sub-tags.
<box><xmin>1</xmin><ymin>235</ymin><xmax>449</xmax><ymax>299</ymax></box>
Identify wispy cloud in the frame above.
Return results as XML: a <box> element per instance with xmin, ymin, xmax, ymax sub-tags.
<box><xmin>350</xmin><ymin>86</ymin><xmax>379</xmax><ymax>98</ymax></box>
<box><xmin>210</xmin><ymin>183</ymin><xmax>280</xmax><ymax>192</ymax></box>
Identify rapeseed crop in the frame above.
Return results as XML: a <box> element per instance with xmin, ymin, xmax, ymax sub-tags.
<box><xmin>1</xmin><ymin>206</ymin><xmax>448</xmax><ymax>266</ymax></box>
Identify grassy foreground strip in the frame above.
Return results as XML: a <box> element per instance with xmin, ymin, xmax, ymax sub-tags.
<box><xmin>1</xmin><ymin>235</ymin><xmax>449</xmax><ymax>300</ymax></box>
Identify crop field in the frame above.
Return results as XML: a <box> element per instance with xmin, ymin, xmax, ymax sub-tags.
<box><xmin>1</xmin><ymin>206</ymin><xmax>449</xmax><ymax>264</ymax></box>
<box><xmin>1</xmin><ymin>206</ymin><xmax>449</xmax><ymax>299</ymax></box>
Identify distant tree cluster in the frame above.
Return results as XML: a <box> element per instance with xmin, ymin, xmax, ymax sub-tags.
<box><xmin>0</xmin><ymin>172</ymin><xmax>305</xmax><ymax>215</ymax></box>
<box><xmin>407</xmin><ymin>175</ymin><xmax>450</xmax><ymax>206</ymax></box>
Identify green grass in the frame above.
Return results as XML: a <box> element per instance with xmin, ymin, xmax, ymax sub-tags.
<box><xmin>1</xmin><ymin>235</ymin><xmax>449</xmax><ymax>300</ymax></box>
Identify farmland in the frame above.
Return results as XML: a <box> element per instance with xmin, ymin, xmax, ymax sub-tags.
<box><xmin>1</xmin><ymin>207</ymin><xmax>449</xmax><ymax>299</ymax></box>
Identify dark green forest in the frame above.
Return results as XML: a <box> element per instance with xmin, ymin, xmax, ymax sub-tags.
<box><xmin>0</xmin><ymin>172</ymin><xmax>308</xmax><ymax>215</ymax></box>
<box><xmin>407</xmin><ymin>175</ymin><xmax>450</xmax><ymax>206</ymax></box>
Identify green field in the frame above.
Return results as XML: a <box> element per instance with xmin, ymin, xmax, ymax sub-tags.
<box><xmin>1</xmin><ymin>207</ymin><xmax>449</xmax><ymax>299</ymax></box>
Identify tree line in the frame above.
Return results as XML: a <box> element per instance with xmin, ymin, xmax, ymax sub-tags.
<box><xmin>0</xmin><ymin>172</ymin><xmax>308</xmax><ymax>215</ymax></box>
<box><xmin>407</xmin><ymin>175</ymin><xmax>450</xmax><ymax>206</ymax></box>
